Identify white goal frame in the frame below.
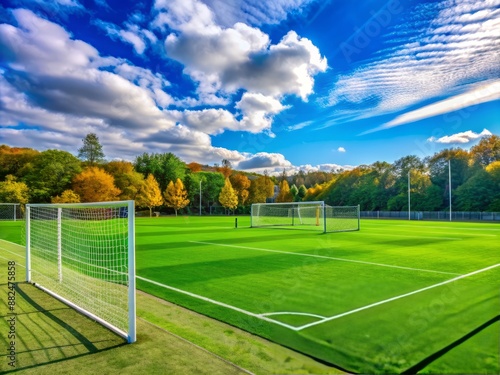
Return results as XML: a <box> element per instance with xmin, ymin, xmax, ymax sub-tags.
<box><xmin>251</xmin><ymin>201</ymin><xmax>360</xmax><ymax>233</ymax></box>
<box><xmin>0</xmin><ymin>203</ymin><xmax>21</xmax><ymax>221</ymax></box>
<box><xmin>25</xmin><ymin>201</ymin><xmax>136</xmax><ymax>343</ymax></box>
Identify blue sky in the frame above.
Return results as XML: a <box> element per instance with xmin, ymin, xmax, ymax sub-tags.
<box><xmin>0</xmin><ymin>0</ymin><xmax>499</xmax><ymax>174</ymax></box>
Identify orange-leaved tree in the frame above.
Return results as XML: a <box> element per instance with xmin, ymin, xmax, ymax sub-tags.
<box><xmin>51</xmin><ymin>189</ymin><xmax>80</xmax><ymax>203</ymax></box>
<box><xmin>219</xmin><ymin>178</ymin><xmax>238</xmax><ymax>211</ymax></box>
<box><xmin>72</xmin><ymin>167</ymin><xmax>121</xmax><ymax>202</ymax></box>
<box><xmin>230</xmin><ymin>173</ymin><xmax>250</xmax><ymax>206</ymax></box>
<box><xmin>136</xmin><ymin>174</ymin><xmax>163</xmax><ymax>217</ymax></box>
<box><xmin>276</xmin><ymin>179</ymin><xmax>293</xmax><ymax>202</ymax></box>
<box><xmin>248</xmin><ymin>174</ymin><xmax>275</xmax><ymax>203</ymax></box>
<box><xmin>163</xmin><ymin>178</ymin><xmax>189</xmax><ymax>216</ymax></box>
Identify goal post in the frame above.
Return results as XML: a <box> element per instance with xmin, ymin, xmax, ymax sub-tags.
<box><xmin>251</xmin><ymin>202</ymin><xmax>360</xmax><ymax>233</ymax></box>
<box><xmin>25</xmin><ymin>201</ymin><xmax>136</xmax><ymax>343</ymax></box>
<box><xmin>0</xmin><ymin>203</ymin><xmax>21</xmax><ymax>221</ymax></box>
<box><xmin>251</xmin><ymin>201</ymin><xmax>325</xmax><ymax>230</ymax></box>
<box><xmin>324</xmin><ymin>204</ymin><xmax>360</xmax><ymax>233</ymax></box>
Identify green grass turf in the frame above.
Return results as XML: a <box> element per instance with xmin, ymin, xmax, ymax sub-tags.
<box><xmin>0</xmin><ymin>223</ymin><xmax>341</xmax><ymax>374</ymax></box>
<box><xmin>132</xmin><ymin>216</ymin><xmax>499</xmax><ymax>374</ymax></box>
<box><xmin>1</xmin><ymin>216</ymin><xmax>498</xmax><ymax>373</ymax></box>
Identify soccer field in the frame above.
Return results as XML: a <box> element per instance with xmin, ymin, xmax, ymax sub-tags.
<box><xmin>134</xmin><ymin>216</ymin><xmax>499</xmax><ymax>374</ymax></box>
<box><xmin>1</xmin><ymin>216</ymin><xmax>498</xmax><ymax>373</ymax></box>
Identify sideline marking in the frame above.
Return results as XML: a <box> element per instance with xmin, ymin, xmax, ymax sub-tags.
<box><xmin>136</xmin><ymin>275</ymin><xmax>298</xmax><ymax>330</ymax></box>
<box><xmin>359</xmin><ymin>233</ymin><xmax>462</xmax><ymax>240</ymax></box>
<box><xmin>295</xmin><ymin>263</ymin><xmax>500</xmax><ymax>331</ymax></box>
<box><xmin>363</xmin><ymin>222</ymin><xmax>500</xmax><ymax>231</ymax></box>
<box><xmin>0</xmin><ymin>254</ymin><xmax>26</xmax><ymax>267</ymax></box>
<box><xmin>190</xmin><ymin>241</ymin><xmax>460</xmax><ymax>275</ymax></box>
<box><xmin>0</xmin><ymin>239</ymin><xmax>25</xmax><ymax>260</ymax></box>
<box><xmin>394</xmin><ymin>225</ymin><xmax>498</xmax><ymax>235</ymax></box>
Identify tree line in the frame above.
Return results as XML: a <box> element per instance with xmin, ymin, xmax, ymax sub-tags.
<box><xmin>0</xmin><ymin>134</ymin><xmax>274</xmax><ymax>215</ymax></box>
<box><xmin>0</xmin><ymin>134</ymin><xmax>499</xmax><ymax>214</ymax></box>
<box><xmin>303</xmin><ymin>136</ymin><xmax>500</xmax><ymax>212</ymax></box>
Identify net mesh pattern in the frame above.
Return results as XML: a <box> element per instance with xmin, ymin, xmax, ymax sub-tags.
<box><xmin>28</xmin><ymin>204</ymin><xmax>130</xmax><ymax>334</ymax></box>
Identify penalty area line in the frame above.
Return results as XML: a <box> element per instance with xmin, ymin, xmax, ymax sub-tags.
<box><xmin>136</xmin><ymin>275</ymin><xmax>300</xmax><ymax>331</ymax></box>
<box><xmin>295</xmin><ymin>263</ymin><xmax>500</xmax><ymax>331</ymax></box>
<box><xmin>190</xmin><ymin>241</ymin><xmax>460</xmax><ymax>275</ymax></box>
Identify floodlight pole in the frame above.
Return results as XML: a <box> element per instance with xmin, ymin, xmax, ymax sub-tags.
<box><xmin>199</xmin><ymin>180</ymin><xmax>202</xmax><ymax>216</ymax></box>
<box><xmin>408</xmin><ymin>171</ymin><xmax>411</xmax><ymax>220</ymax></box>
<box><xmin>449</xmin><ymin>159</ymin><xmax>452</xmax><ymax>222</ymax></box>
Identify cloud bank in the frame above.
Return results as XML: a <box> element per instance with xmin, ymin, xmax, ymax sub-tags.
<box><xmin>0</xmin><ymin>4</ymin><xmax>328</xmax><ymax>172</ymax></box>
<box><xmin>324</xmin><ymin>0</ymin><xmax>500</xmax><ymax>132</ymax></box>
<box><xmin>428</xmin><ymin>129</ymin><xmax>492</xmax><ymax>144</ymax></box>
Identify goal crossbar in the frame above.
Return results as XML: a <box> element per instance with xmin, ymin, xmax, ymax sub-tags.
<box><xmin>25</xmin><ymin>201</ymin><xmax>136</xmax><ymax>343</ymax></box>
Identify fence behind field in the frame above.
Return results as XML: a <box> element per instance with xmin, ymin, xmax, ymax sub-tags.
<box><xmin>360</xmin><ymin>211</ymin><xmax>500</xmax><ymax>222</ymax></box>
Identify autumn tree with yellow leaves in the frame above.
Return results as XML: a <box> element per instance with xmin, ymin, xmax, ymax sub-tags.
<box><xmin>0</xmin><ymin>175</ymin><xmax>29</xmax><ymax>204</ymax></box>
<box><xmin>51</xmin><ymin>189</ymin><xmax>81</xmax><ymax>203</ymax></box>
<box><xmin>276</xmin><ymin>180</ymin><xmax>293</xmax><ymax>202</ymax></box>
<box><xmin>163</xmin><ymin>178</ymin><xmax>189</xmax><ymax>216</ymax></box>
<box><xmin>136</xmin><ymin>174</ymin><xmax>163</xmax><ymax>217</ymax></box>
<box><xmin>219</xmin><ymin>178</ymin><xmax>238</xmax><ymax>211</ymax></box>
<box><xmin>230</xmin><ymin>173</ymin><xmax>250</xmax><ymax>206</ymax></box>
<box><xmin>72</xmin><ymin>167</ymin><xmax>121</xmax><ymax>202</ymax></box>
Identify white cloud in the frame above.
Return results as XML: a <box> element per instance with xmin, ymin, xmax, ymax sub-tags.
<box><xmin>165</xmin><ymin>108</ymin><xmax>239</xmax><ymax>135</ymax></box>
<box><xmin>427</xmin><ymin>129</ymin><xmax>492</xmax><ymax>144</ymax></box>
<box><xmin>0</xmin><ymin>9</ymin><xmax>302</xmax><ymax>168</ymax></box>
<box><xmin>113</xmin><ymin>63</ymin><xmax>173</xmax><ymax>108</ymax></box>
<box><xmin>287</xmin><ymin>120</ymin><xmax>314</xmax><ymax>131</ymax></box>
<box><xmin>366</xmin><ymin>80</ymin><xmax>500</xmax><ymax>133</ymax></box>
<box><xmin>94</xmin><ymin>20</ymin><xmax>157</xmax><ymax>55</ymax></box>
<box><xmin>0</xmin><ymin>6</ymin><xmax>332</xmax><ymax>175</ymax></box>
<box><xmin>236</xmin><ymin>93</ymin><xmax>287</xmax><ymax>134</ymax></box>
<box><xmin>236</xmin><ymin>152</ymin><xmax>292</xmax><ymax>170</ymax></box>
<box><xmin>337</xmin><ymin>147</ymin><xmax>346</xmax><ymax>152</ymax></box>
<box><xmin>0</xmin><ymin>10</ymin><xmax>178</xmax><ymax>136</ymax></box>
<box><xmin>261</xmin><ymin>163</ymin><xmax>355</xmax><ymax>176</ymax></box>
<box><xmin>15</xmin><ymin>0</ymin><xmax>84</xmax><ymax>16</ymax></box>
<box><xmin>140</xmin><ymin>124</ymin><xmax>212</xmax><ymax>146</ymax></box>
<box><xmin>119</xmin><ymin>30</ymin><xmax>146</xmax><ymax>54</ymax></box>
<box><xmin>164</xmin><ymin>93</ymin><xmax>287</xmax><ymax>135</ymax></box>
<box><xmin>155</xmin><ymin>0</ymin><xmax>327</xmax><ymax>102</ymax></box>
<box><xmin>202</xmin><ymin>0</ymin><xmax>316</xmax><ymax>27</ymax></box>
<box><xmin>323</xmin><ymin>0</ymin><xmax>500</xmax><ymax>130</ymax></box>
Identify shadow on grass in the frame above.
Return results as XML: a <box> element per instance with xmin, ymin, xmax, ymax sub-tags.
<box><xmin>402</xmin><ymin>314</ymin><xmax>500</xmax><ymax>374</ymax></box>
<box><xmin>3</xmin><ymin>283</ymin><xmax>126</xmax><ymax>374</ymax></box>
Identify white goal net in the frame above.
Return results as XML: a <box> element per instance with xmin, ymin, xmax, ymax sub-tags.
<box><xmin>251</xmin><ymin>201</ymin><xmax>360</xmax><ymax>233</ymax></box>
<box><xmin>25</xmin><ymin>201</ymin><xmax>136</xmax><ymax>343</ymax></box>
<box><xmin>0</xmin><ymin>203</ymin><xmax>21</xmax><ymax>221</ymax></box>
<box><xmin>324</xmin><ymin>205</ymin><xmax>360</xmax><ymax>233</ymax></box>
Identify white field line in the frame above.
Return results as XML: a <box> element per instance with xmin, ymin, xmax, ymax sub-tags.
<box><xmin>0</xmin><ymin>239</ymin><xmax>25</xmax><ymax>260</ymax></box>
<box><xmin>394</xmin><ymin>225</ymin><xmax>499</xmax><ymax>234</ymax></box>
<box><xmin>0</xmin><ymin>239</ymin><xmax>25</xmax><ymax>249</ymax></box>
<box><xmin>136</xmin><ymin>275</ymin><xmax>298</xmax><ymax>330</ymax></box>
<box><xmin>405</xmin><ymin>231</ymin><xmax>496</xmax><ymax>237</ymax></box>
<box><xmin>363</xmin><ymin>222</ymin><xmax>500</xmax><ymax>231</ymax></box>
<box><xmin>260</xmin><ymin>312</ymin><xmax>327</xmax><ymax>319</ymax></box>
<box><xmin>370</xmin><ymin>228</ymin><xmax>497</xmax><ymax>237</ymax></box>
<box><xmin>190</xmin><ymin>241</ymin><xmax>460</xmax><ymax>276</ymax></box>
<box><xmin>360</xmin><ymin>233</ymin><xmax>462</xmax><ymax>240</ymax></box>
<box><xmin>0</xmin><ymin>254</ymin><xmax>26</xmax><ymax>267</ymax></box>
<box><xmin>0</xmin><ymin>247</ymin><xmax>25</xmax><ymax>260</ymax></box>
<box><xmin>295</xmin><ymin>263</ymin><xmax>500</xmax><ymax>331</ymax></box>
